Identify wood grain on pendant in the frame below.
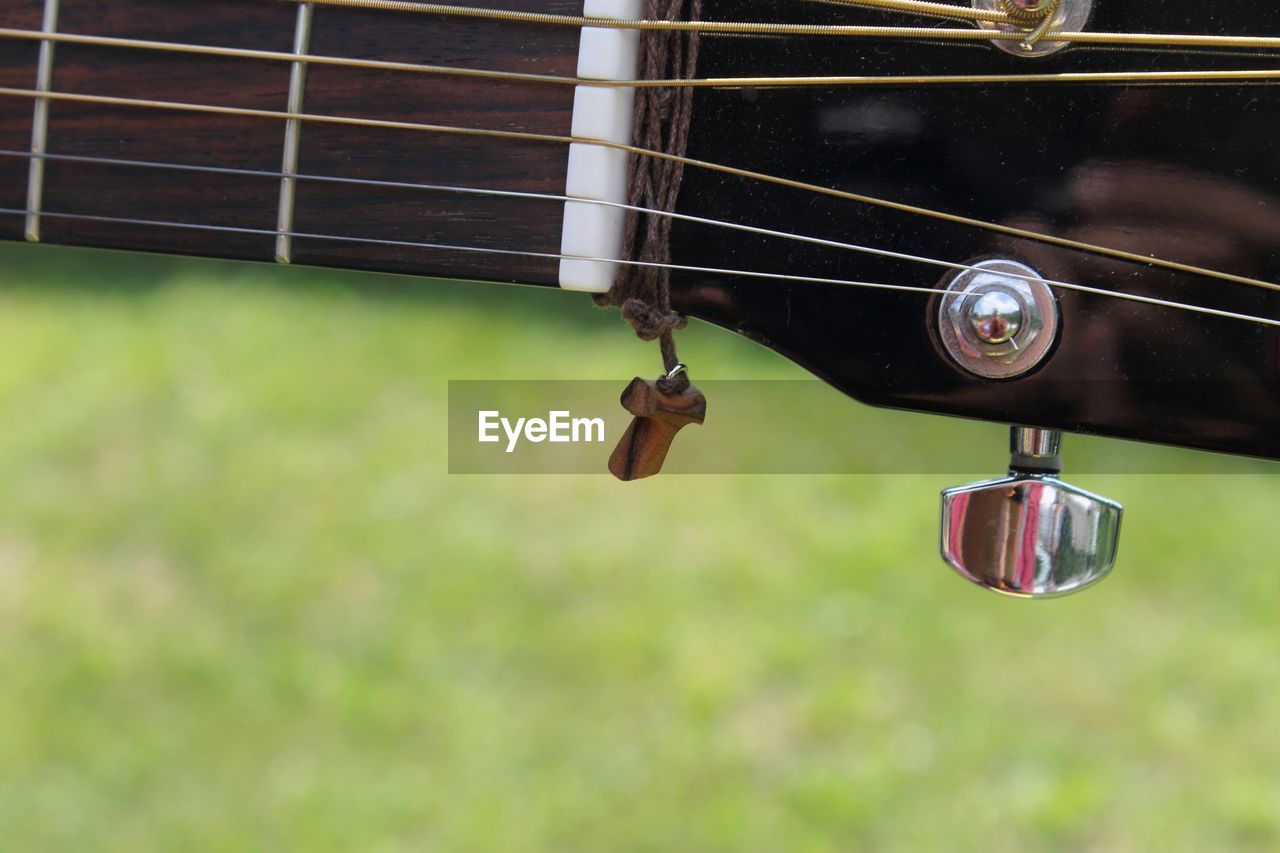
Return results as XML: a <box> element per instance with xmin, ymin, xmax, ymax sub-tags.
<box><xmin>608</xmin><ymin>378</ymin><xmax>707</xmax><ymax>481</ymax></box>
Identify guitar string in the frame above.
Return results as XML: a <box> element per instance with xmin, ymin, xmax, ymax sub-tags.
<box><xmin>1</xmin><ymin>85</ymin><xmax>1276</xmax><ymax>296</ymax></box>
<box><xmin>797</xmin><ymin>0</ymin><xmax>1013</xmax><ymax>25</ymax></box>
<box><xmin>802</xmin><ymin>0</ymin><xmax>1280</xmax><ymax>60</ymax></box>
<box><xmin>3</xmin><ymin>203</ymin><xmax>1277</xmax><ymax>330</ymax></box>
<box><xmin>291</xmin><ymin>0</ymin><xmax>1280</xmax><ymax>52</ymax></box>
<box><xmin>799</xmin><ymin>0</ymin><xmax>1280</xmax><ymax>56</ymax></box>
<box><xmin>3</xmin><ymin>28</ymin><xmax>1280</xmax><ymax>89</ymax></box>
<box><xmin>0</xmin><ymin>207</ymin><xmax>951</xmax><ymax>297</ymax></box>
<box><xmin>2</xmin><ymin>149</ymin><xmax>1276</xmax><ymax>330</ymax></box>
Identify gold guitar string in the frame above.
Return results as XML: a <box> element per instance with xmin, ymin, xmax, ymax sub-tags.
<box><xmin>302</xmin><ymin>0</ymin><xmax>1003</xmax><ymax>39</ymax></box>
<box><xmin>4</xmin><ymin>28</ymin><xmax>1280</xmax><ymax>88</ymax></box>
<box><xmin>1</xmin><ymin>85</ymin><xmax>1277</xmax><ymax>296</ymax></box>
<box><xmin>805</xmin><ymin>0</ymin><xmax>1273</xmax><ymax>54</ymax></box>
<box><xmin>797</xmin><ymin>0</ymin><xmax>1012</xmax><ymax>25</ymax></box>
<box><xmin>290</xmin><ymin>0</ymin><xmax>1280</xmax><ymax>52</ymax></box>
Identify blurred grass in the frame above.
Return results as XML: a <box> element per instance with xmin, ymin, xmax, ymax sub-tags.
<box><xmin>0</xmin><ymin>242</ymin><xmax>1276</xmax><ymax>852</ymax></box>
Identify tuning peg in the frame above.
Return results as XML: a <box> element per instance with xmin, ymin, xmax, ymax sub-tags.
<box><xmin>940</xmin><ymin>427</ymin><xmax>1123</xmax><ymax>598</ymax></box>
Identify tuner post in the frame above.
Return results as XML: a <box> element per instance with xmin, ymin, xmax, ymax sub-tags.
<box><xmin>968</xmin><ymin>290</ymin><xmax>1023</xmax><ymax>344</ymax></box>
<box><xmin>970</xmin><ymin>0</ymin><xmax>1095</xmax><ymax>57</ymax></box>
<box><xmin>938</xmin><ymin>259</ymin><xmax>1059</xmax><ymax>380</ymax></box>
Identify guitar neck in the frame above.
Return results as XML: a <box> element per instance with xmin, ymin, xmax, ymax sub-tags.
<box><xmin>0</xmin><ymin>0</ymin><xmax>580</xmax><ymax>287</ymax></box>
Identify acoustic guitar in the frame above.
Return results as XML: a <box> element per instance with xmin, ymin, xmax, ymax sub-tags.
<box><xmin>2</xmin><ymin>0</ymin><xmax>1277</xmax><ymax>597</ymax></box>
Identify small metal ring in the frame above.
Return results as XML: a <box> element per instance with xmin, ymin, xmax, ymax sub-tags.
<box><xmin>664</xmin><ymin>362</ymin><xmax>688</xmax><ymax>380</ymax></box>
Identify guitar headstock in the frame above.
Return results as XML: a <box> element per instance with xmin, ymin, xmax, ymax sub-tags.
<box><xmin>647</xmin><ymin>0</ymin><xmax>1280</xmax><ymax>593</ymax></box>
<box><xmin>668</xmin><ymin>0</ymin><xmax>1280</xmax><ymax>465</ymax></box>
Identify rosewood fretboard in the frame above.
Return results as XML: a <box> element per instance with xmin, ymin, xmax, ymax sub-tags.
<box><xmin>0</xmin><ymin>0</ymin><xmax>578</xmax><ymax>285</ymax></box>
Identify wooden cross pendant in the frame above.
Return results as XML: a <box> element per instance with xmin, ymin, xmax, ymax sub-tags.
<box><xmin>608</xmin><ymin>377</ymin><xmax>707</xmax><ymax>481</ymax></box>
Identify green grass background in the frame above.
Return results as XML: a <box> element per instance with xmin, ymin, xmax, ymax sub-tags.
<box><xmin>0</xmin><ymin>242</ymin><xmax>1277</xmax><ymax>852</ymax></box>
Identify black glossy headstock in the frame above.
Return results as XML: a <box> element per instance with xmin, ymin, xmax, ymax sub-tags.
<box><xmin>670</xmin><ymin>0</ymin><xmax>1280</xmax><ymax>460</ymax></box>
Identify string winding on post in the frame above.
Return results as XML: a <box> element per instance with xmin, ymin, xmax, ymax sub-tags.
<box><xmin>996</xmin><ymin>0</ymin><xmax>1063</xmax><ymax>49</ymax></box>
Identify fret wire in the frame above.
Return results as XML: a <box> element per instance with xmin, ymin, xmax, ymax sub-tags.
<box><xmin>23</xmin><ymin>0</ymin><xmax>60</xmax><ymax>243</ymax></box>
<box><xmin>275</xmin><ymin>3</ymin><xmax>315</xmax><ymax>264</ymax></box>
<box><xmin>2</xmin><ymin>204</ymin><xmax>1275</xmax><ymax>330</ymax></box>
<box><xmin>291</xmin><ymin>0</ymin><xmax>1280</xmax><ymax>51</ymax></box>
<box><xmin>0</xmin><ymin>85</ymin><xmax>1276</xmax><ymax>296</ymax></box>
<box><xmin>2</xmin><ymin>28</ymin><xmax>1280</xmax><ymax>89</ymax></box>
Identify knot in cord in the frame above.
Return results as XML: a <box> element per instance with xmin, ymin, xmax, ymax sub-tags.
<box><xmin>620</xmin><ymin>297</ymin><xmax>688</xmax><ymax>342</ymax></box>
<box><xmin>996</xmin><ymin>0</ymin><xmax>1064</xmax><ymax>48</ymax></box>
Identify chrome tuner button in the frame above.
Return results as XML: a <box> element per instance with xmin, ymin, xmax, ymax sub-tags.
<box><xmin>938</xmin><ymin>259</ymin><xmax>1059</xmax><ymax>380</ymax></box>
<box><xmin>940</xmin><ymin>428</ymin><xmax>1124</xmax><ymax>599</ymax></box>
<box><xmin>970</xmin><ymin>0</ymin><xmax>1094</xmax><ymax>57</ymax></box>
